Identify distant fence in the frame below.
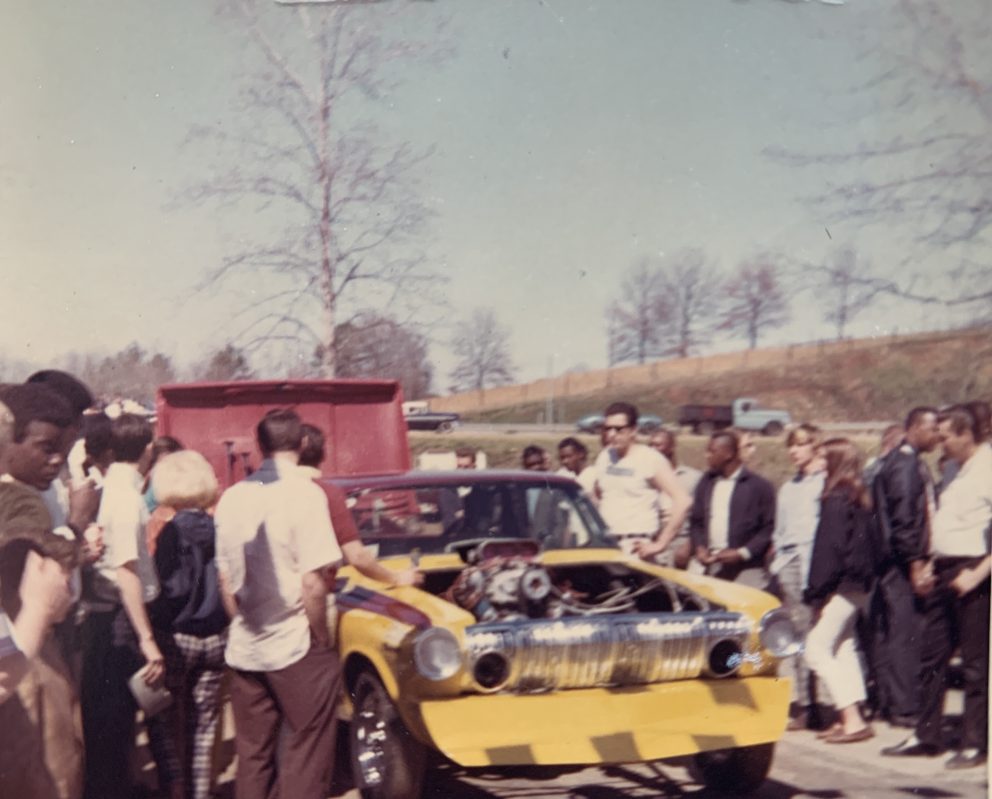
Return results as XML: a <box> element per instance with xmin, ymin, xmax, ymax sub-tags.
<box><xmin>430</xmin><ymin>328</ymin><xmax>987</xmax><ymax>415</ymax></box>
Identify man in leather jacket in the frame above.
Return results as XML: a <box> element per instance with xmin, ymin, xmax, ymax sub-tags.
<box><xmin>871</xmin><ymin>406</ymin><xmax>940</xmax><ymax>727</ymax></box>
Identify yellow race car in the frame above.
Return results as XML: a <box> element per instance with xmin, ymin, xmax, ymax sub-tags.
<box><xmin>328</xmin><ymin>470</ymin><xmax>799</xmax><ymax>798</ymax></box>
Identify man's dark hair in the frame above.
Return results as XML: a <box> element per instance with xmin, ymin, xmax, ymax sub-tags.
<box><xmin>299</xmin><ymin>423</ymin><xmax>326</xmax><ymax>468</ymax></box>
<box><xmin>256</xmin><ymin>409</ymin><xmax>303</xmax><ymax>455</ymax></box>
<box><xmin>455</xmin><ymin>447</ymin><xmax>476</xmax><ymax>460</ymax></box>
<box><xmin>557</xmin><ymin>437</ymin><xmax>588</xmax><ymax>456</ymax></box>
<box><xmin>965</xmin><ymin>400</ymin><xmax>991</xmax><ymax>441</ymax></box>
<box><xmin>604</xmin><ymin>401</ymin><xmax>638</xmax><ymax>428</ymax></box>
<box><xmin>904</xmin><ymin>406</ymin><xmax>939</xmax><ymax>431</ymax></box>
<box><xmin>26</xmin><ymin>370</ymin><xmax>94</xmax><ymax>418</ymax></box>
<box><xmin>937</xmin><ymin>404</ymin><xmax>978</xmax><ymax>439</ymax></box>
<box><xmin>522</xmin><ymin>444</ymin><xmax>546</xmax><ymax>464</ymax></box>
<box><xmin>111</xmin><ymin>413</ymin><xmax>153</xmax><ymax>463</ymax></box>
<box><xmin>83</xmin><ymin>413</ymin><xmax>114</xmax><ymax>459</ymax></box>
<box><xmin>711</xmin><ymin>430</ymin><xmax>740</xmax><ymax>457</ymax></box>
<box><xmin>0</xmin><ymin>384</ymin><xmax>74</xmax><ymax>442</ymax></box>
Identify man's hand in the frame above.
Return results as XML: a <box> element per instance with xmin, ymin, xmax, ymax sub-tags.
<box><xmin>633</xmin><ymin>539</ymin><xmax>662</xmax><ymax>559</ymax></box>
<box><xmin>138</xmin><ymin>635</ymin><xmax>165</xmax><ymax>687</ymax></box>
<box><xmin>81</xmin><ymin>524</ymin><xmax>105</xmax><ymax>564</ymax></box>
<box><xmin>950</xmin><ymin>558</ymin><xmax>992</xmax><ymax>597</ymax></box>
<box><xmin>19</xmin><ymin>550</ymin><xmax>74</xmax><ymax>628</ymax></box>
<box><xmin>712</xmin><ymin>548</ymin><xmax>744</xmax><ymax>565</ymax></box>
<box><xmin>67</xmin><ymin>479</ymin><xmax>100</xmax><ymax>534</ymax></box>
<box><xmin>695</xmin><ymin>545</ymin><xmax>714</xmax><ymax>566</ymax></box>
<box><xmin>910</xmin><ymin>559</ymin><xmax>936</xmax><ymax>597</ymax></box>
<box><xmin>392</xmin><ymin>568</ymin><xmax>424</xmax><ymax>588</ymax></box>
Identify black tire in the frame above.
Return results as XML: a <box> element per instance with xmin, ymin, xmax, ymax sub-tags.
<box><xmin>437</xmin><ymin>421</ymin><xmax>454</xmax><ymax>433</ymax></box>
<box><xmin>762</xmin><ymin>421</ymin><xmax>784</xmax><ymax>436</ymax></box>
<box><xmin>692</xmin><ymin>742</ymin><xmax>774</xmax><ymax>795</ymax></box>
<box><xmin>350</xmin><ymin>670</ymin><xmax>426</xmax><ymax>799</ymax></box>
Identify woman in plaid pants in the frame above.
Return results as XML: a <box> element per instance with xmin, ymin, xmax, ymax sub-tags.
<box><xmin>150</xmin><ymin>451</ymin><xmax>230</xmax><ymax>799</ymax></box>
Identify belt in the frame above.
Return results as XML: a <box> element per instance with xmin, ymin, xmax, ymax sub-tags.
<box><xmin>613</xmin><ymin>533</ymin><xmax>654</xmax><ymax>540</ymax></box>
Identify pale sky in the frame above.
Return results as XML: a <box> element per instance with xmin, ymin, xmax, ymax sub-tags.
<box><xmin>1</xmin><ymin>0</ymin><xmax>986</xmax><ymax>388</ymax></box>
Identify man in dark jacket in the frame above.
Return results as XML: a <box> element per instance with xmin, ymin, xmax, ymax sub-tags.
<box><xmin>870</xmin><ymin>406</ymin><xmax>940</xmax><ymax>727</ymax></box>
<box><xmin>689</xmin><ymin>432</ymin><xmax>776</xmax><ymax>589</ymax></box>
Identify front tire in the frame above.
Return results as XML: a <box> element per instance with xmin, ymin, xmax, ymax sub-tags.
<box><xmin>692</xmin><ymin>742</ymin><xmax>774</xmax><ymax>795</ymax></box>
<box><xmin>436</xmin><ymin>421</ymin><xmax>454</xmax><ymax>433</ymax></box>
<box><xmin>762</xmin><ymin>421</ymin><xmax>784</xmax><ymax>436</ymax></box>
<box><xmin>350</xmin><ymin>671</ymin><xmax>426</xmax><ymax>799</ymax></box>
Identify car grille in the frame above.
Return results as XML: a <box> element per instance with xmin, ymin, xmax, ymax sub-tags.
<box><xmin>463</xmin><ymin>612</ymin><xmax>752</xmax><ymax>693</ymax></box>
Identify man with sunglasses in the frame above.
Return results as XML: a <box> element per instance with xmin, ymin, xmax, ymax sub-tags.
<box><xmin>593</xmin><ymin>402</ymin><xmax>692</xmax><ymax>561</ymax></box>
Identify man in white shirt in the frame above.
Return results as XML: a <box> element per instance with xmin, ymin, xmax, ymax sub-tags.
<box><xmin>556</xmin><ymin>437</ymin><xmax>597</xmax><ymax>497</ymax></box>
<box><xmin>82</xmin><ymin>412</ymin><xmax>180</xmax><ymax>799</ymax></box>
<box><xmin>593</xmin><ymin>402</ymin><xmax>691</xmax><ymax>561</ymax></box>
<box><xmin>216</xmin><ymin>409</ymin><xmax>344</xmax><ymax>799</ymax></box>
<box><xmin>884</xmin><ymin>405</ymin><xmax>991</xmax><ymax>770</ymax></box>
<box><xmin>768</xmin><ymin>423</ymin><xmax>825</xmax><ymax>730</ymax></box>
<box><xmin>648</xmin><ymin>429</ymin><xmax>702</xmax><ymax>568</ymax></box>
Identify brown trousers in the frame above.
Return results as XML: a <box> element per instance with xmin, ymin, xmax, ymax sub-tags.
<box><xmin>230</xmin><ymin>643</ymin><xmax>342</xmax><ymax>799</ymax></box>
<box><xmin>0</xmin><ymin>638</ymin><xmax>84</xmax><ymax>799</ymax></box>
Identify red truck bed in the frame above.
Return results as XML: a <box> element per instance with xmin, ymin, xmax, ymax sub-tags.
<box><xmin>155</xmin><ymin>379</ymin><xmax>411</xmax><ymax>488</ymax></box>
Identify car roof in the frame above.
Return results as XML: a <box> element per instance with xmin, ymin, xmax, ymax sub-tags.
<box><xmin>325</xmin><ymin>469</ymin><xmax>579</xmax><ymax>491</ymax></box>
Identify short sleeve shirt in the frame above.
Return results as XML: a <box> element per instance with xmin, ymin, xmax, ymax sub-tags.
<box><xmin>594</xmin><ymin>444</ymin><xmax>667</xmax><ymax>535</ymax></box>
<box><xmin>216</xmin><ymin>459</ymin><xmax>343</xmax><ymax>672</ymax></box>
<box><xmin>96</xmin><ymin>462</ymin><xmax>158</xmax><ymax>603</ymax></box>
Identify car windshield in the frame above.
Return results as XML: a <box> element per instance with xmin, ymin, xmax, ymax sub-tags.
<box><xmin>345</xmin><ymin>481</ymin><xmax>612</xmax><ymax>558</ymax></box>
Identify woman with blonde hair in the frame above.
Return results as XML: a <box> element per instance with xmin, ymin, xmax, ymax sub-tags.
<box><xmin>150</xmin><ymin>450</ymin><xmax>228</xmax><ymax>799</ymax></box>
<box><xmin>803</xmin><ymin>438</ymin><xmax>881</xmax><ymax>744</ymax></box>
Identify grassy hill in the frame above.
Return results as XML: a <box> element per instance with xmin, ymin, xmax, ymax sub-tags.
<box><xmin>465</xmin><ymin>327</ymin><xmax>992</xmax><ymax>426</ymax></box>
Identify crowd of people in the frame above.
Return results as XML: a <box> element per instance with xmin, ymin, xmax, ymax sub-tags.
<box><xmin>0</xmin><ymin>371</ymin><xmax>420</xmax><ymax>799</ymax></box>
<box><xmin>540</xmin><ymin>400</ymin><xmax>990</xmax><ymax>769</ymax></box>
<box><xmin>0</xmin><ymin>371</ymin><xmax>988</xmax><ymax>799</ymax></box>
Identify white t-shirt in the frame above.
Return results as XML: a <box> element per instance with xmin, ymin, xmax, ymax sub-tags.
<box><xmin>556</xmin><ymin>465</ymin><xmax>597</xmax><ymax>496</ymax></box>
<box><xmin>594</xmin><ymin>444</ymin><xmax>667</xmax><ymax>535</ymax></box>
<box><xmin>931</xmin><ymin>443</ymin><xmax>992</xmax><ymax>558</ymax></box>
<box><xmin>95</xmin><ymin>462</ymin><xmax>158</xmax><ymax>603</ymax></box>
<box><xmin>216</xmin><ymin>458</ymin><xmax>343</xmax><ymax>672</ymax></box>
<box><xmin>707</xmin><ymin>467</ymin><xmax>742</xmax><ymax>551</ymax></box>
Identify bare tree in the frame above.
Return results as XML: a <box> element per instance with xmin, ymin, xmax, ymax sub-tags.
<box><xmin>184</xmin><ymin>1</ymin><xmax>449</xmax><ymax>374</ymax></box>
<box><xmin>655</xmin><ymin>248</ymin><xmax>721</xmax><ymax>358</ymax></box>
<box><xmin>812</xmin><ymin>247</ymin><xmax>883</xmax><ymax>339</ymax></box>
<box><xmin>720</xmin><ymin>257</ymin><xmax>791</xmax><ymax>349</ymax></box>
<box><xmin>334</xmin><ymin>313</ymin><xmax>433</xmax><ymax>399</ymax></box>
<box><xmin>766</xmin><ymin>0</ymin><xmax>991</xmax><ymax>310</ymax></box>
<box><xmin>62</xmin><ymin>344</ymin><xmax>177</xmax><ymax>404</ymax></box>
<box><xmin>604</xmin><ymin>260</ymin><xmax>667</xmax><ymax>365</ymax></box>
<box><xmin>191</xmin><ymin>344</ymin><xmax>256</xmax><ymax>382</ymax></box>
<box><xmin>449</xmin><ymin>308</ymin><xmax>516</xmax><ymax>392</ymax></box>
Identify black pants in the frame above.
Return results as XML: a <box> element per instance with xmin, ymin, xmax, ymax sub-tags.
<box><xmin>916</xmin><ymin>558</ymin><xmax>990</xmax><ymax>752</ymax></box>
<box><xmin>871</xmin><ymin>564</ymin><xmax>923</xmax><ymax>719</ymax></box>
<box><xmin>80</xmin><ymin>607</ymin><xmax>178</xmax><ymax>799</ymax></box>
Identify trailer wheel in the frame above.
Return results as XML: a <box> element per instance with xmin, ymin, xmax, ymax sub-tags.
<box><xmin>762</xmin><ymin>421</ymin><xmax>784</xmax><ymax>436</ymax></box>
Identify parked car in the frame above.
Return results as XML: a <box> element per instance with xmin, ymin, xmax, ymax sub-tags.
<box><xmin>403</xmin><ymin>400</ymin><xmax>460</xmax><ymax>433</ymax></box>
<box><xmin>575</xmin><ymin>413</ymin><xmax>663</xmax><ymax>435</ymax></box>
<box><xmin>678</xmin><ymin>397</ymin><xmax>791</xmax><ymax>436</ymax></box>
<box><xmin>330</xmin><ymin>470</ymin><xmax>797</xmax><ymax>799</ymax></box>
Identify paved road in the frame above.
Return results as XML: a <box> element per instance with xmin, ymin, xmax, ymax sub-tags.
<box><xmin>439</xmin><ymin>422</ymin><xmax>892</xmax><ymax>437</ymax></box>
<box><xmin>322</xmin><ymin>716</ymin><xmax>986</xmax><ymax>799</ymax></box>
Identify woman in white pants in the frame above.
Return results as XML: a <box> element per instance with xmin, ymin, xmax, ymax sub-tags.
<box><xmin>803</xmin><ymin>438</ymin><xmax>879</xmax><ymax>744</ymax></box>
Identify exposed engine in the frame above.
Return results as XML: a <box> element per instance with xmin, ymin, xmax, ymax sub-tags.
<box><xmin>442</xmin><ymin>539</ymin><xmax>702</xmax><ymax>623</ymax></box>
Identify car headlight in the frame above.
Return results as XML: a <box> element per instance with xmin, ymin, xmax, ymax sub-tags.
<box><xmin>759</xmin><ymin>608</ymin><xmax>803</xmax><ymax>658</ymax></box>
<box><xmin>413</xmin><ymin>627</ymin><xmax>462</xmax><ymax>681</ymax></box>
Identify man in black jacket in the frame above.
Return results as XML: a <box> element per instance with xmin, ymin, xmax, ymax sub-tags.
<box><xmin>689</xmin><ymin>432</ymin><xmax>776</xmax><ymax>588</ymax></box>
<box><xmin>870</xmin><ymin>406</ymin><xmax>940</xmax><ymax>727</ymax></box>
